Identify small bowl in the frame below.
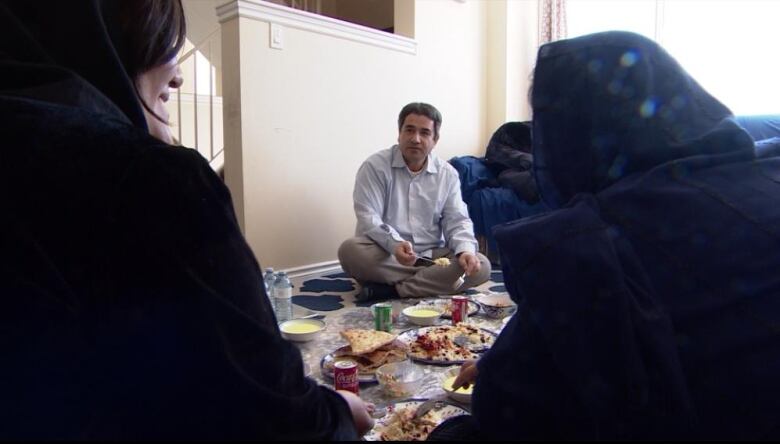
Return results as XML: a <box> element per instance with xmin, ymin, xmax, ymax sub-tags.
<box><xmin>475</xmin><ymin>293</ymin><xmax>517</xmax><ymax>319</ymax></box>
<box><xmin>279</xmin><ymin>319</ymin><xmax>326</xmax><ymax>342</ymax></box>
<box><xmin>402</xmin><ymin>305</ymin><xmax>443</xmax><ymax>326</ymax></box>
<box><xmin>442</xmin><ymin>369</ymin><xmax>473</xmax><ymax>404</ymax></box>
<box><xmin>375</xmin><ymin>360</ymin><xmax>424</xmax><ymax>398</ymax></box>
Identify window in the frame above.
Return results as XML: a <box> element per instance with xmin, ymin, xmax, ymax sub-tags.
<box><xmin>568</xmin><ymin>0</ymin><xmax>780</xmax><ymax>115</ymax></box>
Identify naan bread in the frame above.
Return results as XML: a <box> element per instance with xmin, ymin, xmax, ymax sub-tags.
<box><xmin>340</xmin><ymin>329</ymin><xmax>396</xmax><ymax>355</ymax></box>
<box><xmin>361</xmin><ymin>347</ymin><xmax>408</xmax><ymax>372</ymax></box>
<box><xmin>327</xmin><ymin>338</ymin><xmax>409</xmax><ymax>375</ymax></box>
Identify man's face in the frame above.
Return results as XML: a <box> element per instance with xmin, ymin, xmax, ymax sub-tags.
<box><xmin>398</xmin><ymin>113</ymin><xmax>437</xmax><ymax>169</ymax></box>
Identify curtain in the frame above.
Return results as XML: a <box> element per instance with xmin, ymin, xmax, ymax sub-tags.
<box><xmin>538</xmin><ymin>0</ymin><xmax>568</xmax><ymax>44</ymax></box>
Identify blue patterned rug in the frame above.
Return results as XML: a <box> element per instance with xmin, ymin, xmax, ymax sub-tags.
<box><xmin>291</xmin><ymin>270</ymin><xmax>505</xmax><ymax>312</ymax></box>
<box><xmin>291</xmin><ymin>294</ymin><xmax>345</xmax><ymax>311</ymax></box>
<box><xmin>298</xmin><ymin>278</ymin><xmax>355</xmax><ymax>293</ymax></box>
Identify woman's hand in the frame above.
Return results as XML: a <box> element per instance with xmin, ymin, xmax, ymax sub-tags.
<box><xmin>336</xmin><ymin>390</ymin><xmax>375</xmax><ymax>436</ymax></box>
<box><xmin>452</xmin><ymin>359</ymin><xmax>479</xmax><ymax>390</ymax></box>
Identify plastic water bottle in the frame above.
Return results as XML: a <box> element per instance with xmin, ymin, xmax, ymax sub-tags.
<box><xmin>273</xmin><ymin>271</ymin><xmax>293</xmax><ymax>323</ymax></box>
<box><xmin>263</xmin><ymin>267</ymin><xmax>276</xmax><ymax>311</ymax></box>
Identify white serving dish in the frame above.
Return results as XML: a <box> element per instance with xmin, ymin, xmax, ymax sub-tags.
<box><xmin>279</xmin><ymin>319</ymin><xmax>326</xmax><ymax>342</ymax></box>
<box><xmin>402</xmin><ymin>305</ymin><xmax>443</xmax><ymax>326</ymax></box>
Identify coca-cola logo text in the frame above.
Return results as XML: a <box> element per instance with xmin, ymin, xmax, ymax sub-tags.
<box><xmin>335</xmin><ymin>372</ymin><xmax>358</xmax><ymax>385</ymax></box>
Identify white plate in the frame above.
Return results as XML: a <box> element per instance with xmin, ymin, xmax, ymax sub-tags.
<box><xmin>320</xmin><ymin>346</ymin><xmax>377</xmax><ymax>383</ymax></box>
<box><xmin>364</xmin><ymin>399</ymin><xmax>469</xmax><ymax>441</ymax></box>
<box><xmin>397</xmin><ymin>325</ymin><xmax>496</xmax><ymax>365</ymax></box>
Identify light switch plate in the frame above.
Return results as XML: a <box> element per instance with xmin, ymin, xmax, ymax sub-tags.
<box><xmin>270</xmin><ymin>23</ymin><xmax>284</xmax><ymax>50</ymax></box>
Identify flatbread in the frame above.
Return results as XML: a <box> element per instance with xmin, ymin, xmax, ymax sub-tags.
<box><xmin>326</xmin><ymin>339</ymin><xmax>409</xmax><ymax>375</ymax></box>
<box><xmin>340</xmin><ymin>329</ymin><xmax>396</xmax><ymax>355</ymax></box>
<box><xmin>361</xmin><ymin>347</ymin><xmax>407</xmax><ymax>372</ymax></box>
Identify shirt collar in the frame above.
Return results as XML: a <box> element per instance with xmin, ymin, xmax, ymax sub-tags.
<box><xmin>391</xmin><ymin>144</ymin><xmax>439</xmax><ymax>174</ymax></box>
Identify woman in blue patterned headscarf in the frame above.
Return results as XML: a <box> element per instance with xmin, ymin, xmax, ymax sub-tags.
<box><xmin>450</xmin><ymin>31</ymin><xmax>780</xmax><ymax>440</ymax></box>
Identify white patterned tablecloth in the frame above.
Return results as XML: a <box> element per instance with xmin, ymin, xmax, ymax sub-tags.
<box><xmin>292</xmin><ymin>297</ymin><xmax>508</xmax><ymax>412</ymax></box>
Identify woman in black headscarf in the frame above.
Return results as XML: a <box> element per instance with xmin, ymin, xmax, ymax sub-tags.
<box><xmin>448</xmin><ymin>31</ymin><xmax>780</xmax><ymax>440</ymax></box>
<box><xmin>0</xmin><ymin>0</ymin><xmax>370</xmax><ymax>439</ymax></box>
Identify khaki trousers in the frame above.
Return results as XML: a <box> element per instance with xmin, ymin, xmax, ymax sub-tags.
<box><xmin>337</xmin><ymin>236</ymin><xmax>492</xmax><ymax>298</ymax></box>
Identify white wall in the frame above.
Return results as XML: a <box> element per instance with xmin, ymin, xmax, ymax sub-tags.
<box><xmin>506</xmin><ymin>0</ymin><xmax>539</xmax><ymax>122</ymax></box>
<box><xmin>486</xmin><ymin>0</ymin><xmax>539</xmax><ymax>132</ymax></box>
<box><xmin>220</xmin><ymin>0</ymin><xmax>538</xmax><ymax>272</ymax></box>
<box><xmin>412</xmin><ymin>0</ymin><xmax>488</xmax><ymax>161</ymax></box>
<box><xmin>486</xmin><ymin>0</ymin><xmax>508</xmax><ymax>134</ymax></box>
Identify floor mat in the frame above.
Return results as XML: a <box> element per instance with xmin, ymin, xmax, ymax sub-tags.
<box><xmin>290</xmin><ymin>269</ymin><xmax>506</xmax><ymax>313</ymax></box>
<box><xmin>291</xmin><ymin>294</ymin><xmax>345</xmax><ymax>311</ymax></box>
<box><xmin>298</xmin><ymin>278</ymin><xmax>355</xmax><ymax>293</ymax></box>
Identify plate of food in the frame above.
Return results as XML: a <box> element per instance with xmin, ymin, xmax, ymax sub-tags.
<box><xmin>397</xmin><ymin>324</ymin><xmax>496</xmax><ymax>364</ymax></box>
<box><xmin>413</xmin><ymin>299</ymin><xmax>479</xmax><ymax>319</ymax></box>
<box><xmin>365</xmin><ymin>399</ymin><xmax>469</xmax><ymax>441</ymax></box>
<box><xmin>321</xmin><ymin>329</ymin><xmax>408</xmax><ymax>383</ymax></box>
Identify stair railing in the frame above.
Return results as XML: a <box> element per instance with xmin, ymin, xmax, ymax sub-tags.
<box><xmin>173</xmin><ymin>28</ymin><xmax>224</xmax><ymax>174</ymax></box>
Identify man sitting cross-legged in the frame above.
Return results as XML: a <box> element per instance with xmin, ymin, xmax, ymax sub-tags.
<box><xmin>338</xmin><ymin>102</ymin><xmax>490</xmax><ymax>301</ymax></box>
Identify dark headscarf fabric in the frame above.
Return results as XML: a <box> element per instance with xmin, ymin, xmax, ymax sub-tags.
<box><xmin>0</xmin><ymin>0</ymin><xmax>146</xmax><ymax>129</ymax></box>
<box><xmin>0</xmin><ymin>1</ymin><xmax>354</xmax><ymax>440</ymax></box>
<box><xmin>473</xmin><ymin>31</ymin><xmax>780</xmax><ymax>440</ymax></box>
<box><xmin>531</xmin><ymin>31</ymin><xmax>754</xmax><ymax>208</ymax></box>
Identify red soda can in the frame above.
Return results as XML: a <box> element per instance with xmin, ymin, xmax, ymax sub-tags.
<box><xmin>334</xmin><ymin>360</ymin><xmax>359</xmax><ymax>394</ymax></box>
<box><xmin>451</xmin><ymin>296</ymin><xmax>469</xmax><ymax>325</ymax></box>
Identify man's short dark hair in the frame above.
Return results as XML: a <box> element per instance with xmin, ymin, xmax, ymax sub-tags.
<box><xmin>398</xmin><ymin>102</ymin><xmax>442</xmax><ymax>141</ymax></box>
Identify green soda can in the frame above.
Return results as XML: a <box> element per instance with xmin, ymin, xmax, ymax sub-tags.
<box><xmin>373</xmin><ymin>302</ymin><xmax>393</xmax><ymax>332</ymax></box>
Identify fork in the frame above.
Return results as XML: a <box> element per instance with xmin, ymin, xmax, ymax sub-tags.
<box><xmin>453</xmin><ymin>272</ymin><xmax>466</xmax><ymax>290</ymax></box>
<box><xmin>413</xmin><ymin>394</ymin><xmax>448</xmax><ymax>419</ymax></box>
<box><xmin>291</xmin><ymin>313</ymin><xmax>326</xmax><ymax>321</ymax></box>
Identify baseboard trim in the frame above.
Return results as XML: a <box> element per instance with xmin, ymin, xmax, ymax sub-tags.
<box><xmin>284</xmin><ymin>260</ymin><xmax>343</xmax><ymax>279</ymax></box>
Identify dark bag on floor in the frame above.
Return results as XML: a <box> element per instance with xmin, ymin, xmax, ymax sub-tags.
<box><xmin>484</xmin><ymin>122</ymin><xmax>539</xmax><ymax>204</ymax></box>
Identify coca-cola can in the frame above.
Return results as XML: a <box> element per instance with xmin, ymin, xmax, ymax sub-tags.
<box><xmin>451</xmin><ymin>296</ymin><xmax>469</xmax><ymax>325</ymax></box>
<box><xmin>334</xmin><ymin>360</ymin><xmax>359</xmax><ymax>394</ymax></box>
